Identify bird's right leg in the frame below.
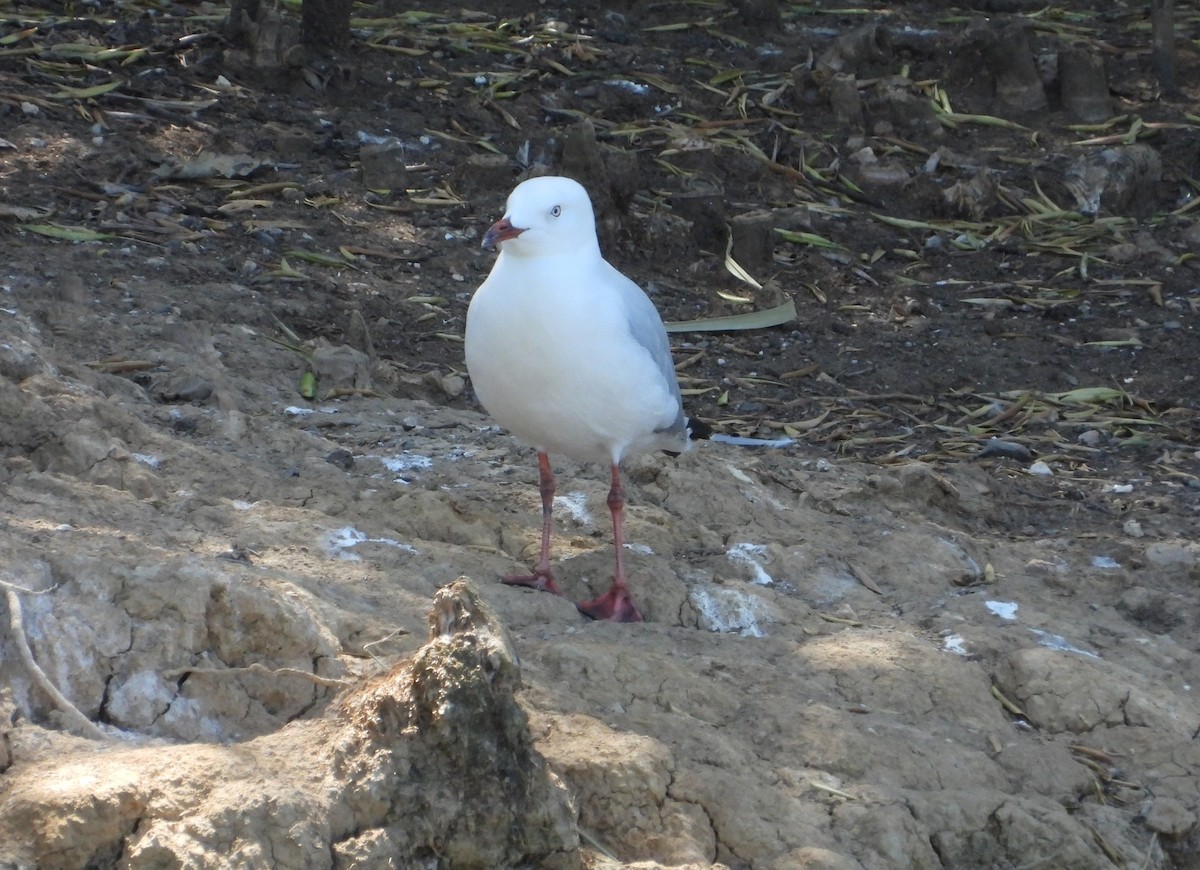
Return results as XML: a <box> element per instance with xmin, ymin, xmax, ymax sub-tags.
<box><xmin>502</xmin><ymin>451</ymin><xmax>561</xmax><ymax>594</ymax></box>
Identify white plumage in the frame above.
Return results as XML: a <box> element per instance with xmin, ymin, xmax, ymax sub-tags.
<box><xmin>465</xmin><ymin>175</ymin><xmax>693</xmax><ymax>622</ymax></box>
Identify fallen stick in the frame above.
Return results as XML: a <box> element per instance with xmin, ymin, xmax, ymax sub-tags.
<box><xmin>3</xmin><ymin>587</ymin><xmax>106</xmax><ymax>741</ymax></box>
<box><xmin>163</xmin><ymin>662</ymin><xmax>353</xmax><ymax>689</ymax></box>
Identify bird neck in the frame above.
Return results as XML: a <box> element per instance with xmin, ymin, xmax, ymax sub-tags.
<box><xmin>501</xmin><ymin>237</ymin><xmax>603</xmax><ymax>263</ymax></box>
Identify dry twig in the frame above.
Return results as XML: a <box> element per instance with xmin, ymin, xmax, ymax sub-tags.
<box><xmin>3</xmin><ymin>585</ymin><xmax>106</xmax><ymax>741</ymax></box>
<box><xmin>163</xmin><ymin>662</ymin><xmax>353</xmax><ymax>689</ymax></box>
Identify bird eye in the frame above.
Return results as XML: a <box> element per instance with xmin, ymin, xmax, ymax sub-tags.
<box><xmin>550</xmin><ymin>205</ymin><xmax>562</xmax><ymax>217</ymax></box>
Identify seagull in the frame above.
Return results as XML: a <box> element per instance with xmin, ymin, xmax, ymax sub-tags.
<box><xmin>465</xmin><ymin>175</ymin><xmax>705</xmax><ymax>622</ymax></box>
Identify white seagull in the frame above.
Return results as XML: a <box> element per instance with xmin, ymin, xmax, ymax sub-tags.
<box><xmin>465</xmin><ymin>175</ymin><xmax>705</xmax><ymax>622</ymax></box>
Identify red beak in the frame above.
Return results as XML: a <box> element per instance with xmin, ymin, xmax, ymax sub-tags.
<box><xmin>482</xmin><ymin>217</ymin><xmax>524</xmax><ymax>249</ymax></box>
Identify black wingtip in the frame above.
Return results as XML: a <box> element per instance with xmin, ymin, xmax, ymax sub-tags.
<box><xmin>663</xmin><ymin>417</ymin><xmax>712</xmax><ymax>457</ymax></box>
<box><xmin>687</xmin><ymin>416</ymin><xmax>713</xmax><ymax>442</ymax></box>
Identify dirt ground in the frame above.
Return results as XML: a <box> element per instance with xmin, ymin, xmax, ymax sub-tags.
<box><xmin>1</xmin><ymin>0</ymin><xmax>1199</xmax><ymax>867</ymax></box>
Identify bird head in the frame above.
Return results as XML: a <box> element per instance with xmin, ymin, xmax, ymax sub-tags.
<box><xmin>481</xmin><ymin>176</ymin><xmax>601</xmax><ymax>258</ymax></box>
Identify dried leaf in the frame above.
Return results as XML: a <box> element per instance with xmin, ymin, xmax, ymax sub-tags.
<box><xmin>1053</xmin><ymin>387</ymin><xmax>1125</xmax><ymax>406</ymax></box>
<box><xmin>724</xmin><ymin>232</ymin><xmax>763</xmax><ymax>290</ymax></box>
<box><xmin>0</xmin><ymin>204</ymin><xmax>52</xmax><ymax>221</ymax></box>
<box><xmin>961</xmin><ymin>297</ymin><xmax>1015</xmax><ymax>308</ymax></box>
<box><xmin>1083</xmin><ymin>338</ymin><xmax>1142</xmax><ymax>348</ymax></box>
<box><xmin>665</xmin><ymin>301</ymin><xmax>797</xmax><ymax>333</ymax></box>
<box><xmin>774</xmin><ymin>228</ymin><xmax>843</xmax><ymax>249</ymax></box>
<box><xmin>50</xmin><ymin>81</ymin><xmax>122</xmax><ymax>100</ymax></box>
<box><xmin>0</xmin><ymin>27</ymin><xmax>37</xmax><ymax>46</ymax></box>
<box><xmin>217</xmin><ymin>199</ymin><xmax>272</xmax><ymax>214</ymax></box>
<box><xmin>21</xmin><ymin>223</ymin><xmax>113</xmax><ymax>241</ymax></box>
<box><xmin>273</xmin><ymin>257</ymin><xmax>310</xmax><ymax>280</ymax></box>
<box><xmin>227</xmin><ymin>182</ymin><xmax>302</xmax><ymax>199</ymax></box>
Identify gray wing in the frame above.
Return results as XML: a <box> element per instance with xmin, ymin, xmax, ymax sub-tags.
<box><xmin>612</xmin><ymin>267</ymin><xmax>688</xmax><ymax>439</ymax></box>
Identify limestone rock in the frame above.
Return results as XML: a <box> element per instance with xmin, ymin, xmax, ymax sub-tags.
<box><xmin>0</xmin><ymin>579</ymin><xmax>580</xmax><ymax>869</ymax></box>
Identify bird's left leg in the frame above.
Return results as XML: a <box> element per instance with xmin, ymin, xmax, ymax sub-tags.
<box><xmin>576</xmin><ymin>464</ymin><xmax>644</xmax><ymax>622</ymax></box>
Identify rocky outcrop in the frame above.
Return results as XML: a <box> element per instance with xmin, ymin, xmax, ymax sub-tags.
<box><xmin>0</xmin><ymin>579</ymin><xmax>579</xmax><ymax>870</ymax></box>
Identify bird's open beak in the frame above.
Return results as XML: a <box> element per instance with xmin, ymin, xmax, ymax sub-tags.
<box><xmin>482</xmin><ymin>217</ymin><xmax>524</xmax><ymax>249</ymax></box>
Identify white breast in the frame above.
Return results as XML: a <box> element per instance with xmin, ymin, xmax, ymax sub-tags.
<box><xmin>465</xmin><ymin>254</ymin><xmax>680</xmax><ymax>465</ymax></box>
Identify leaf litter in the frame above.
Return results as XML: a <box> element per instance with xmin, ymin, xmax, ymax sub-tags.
<box><xmin>0</xmin><ymin>0</ymin><xmax>1193</xmax><ymax>539</ymax></box>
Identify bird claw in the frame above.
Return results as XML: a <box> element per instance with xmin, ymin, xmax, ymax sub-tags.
<box><xmin>502</xmin><ymin>571</ymin><xmax>561</xmax><ymax>595</ymax></box>
<box><xmin>503</xmin><ymin>571</ymin><xmax>644</xmax><ymax>622</ymax></box>
<box><xmin>576</xmin><ymin>583</ymin><xmax>644</xmax><ymax>623</ymax></box>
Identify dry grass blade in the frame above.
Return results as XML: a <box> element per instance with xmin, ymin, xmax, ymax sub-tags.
<box><xmin>227</xmin><ymin>182</ymin><xmax>303</xmax><ymax>199</ymax></box>
<box><xmin>50</xmin><ymin>81</ymin><xmax>123</xmax><ymax>100</ymax></box>
<box><xmin>1072</xmin><ymin>116</ymin><xmax>1148</xmax><ymax>146</ymax></box>
<box><xmin>0</xmin><ymin>203</ymin><xmax>52</xmax><ymax>220</ymax></box>
<box><xmin>0</xmin><ymin>27</ymin><xmax>38</xmax><ymax>45</ymax></box>
<box><xmin>85</xmin><ymin>358</ymin><xmax>158</xmax><ymax>373</ymax></box>
<box><xmin>1069</xmin><ymin>744</ymin><xmax>1117</xmax><ymax>764</ymax></box>
<box><xmin>724</xmin><ymin>232</ymin><xmax>763</xmax><ymax>290</ymax></box>
<box><xmin>665</xmin><ymin>301</ymin><xmax>796</xmax><ymax>333</ymax></box>
<box><xmin>775</xmin><ymin>228</ymin><xmax>844</xmax><ymax>250</ymax></box>
<box><xmin>577</xmin><ymin>826</ymin><xmax>620</xmax><ymax>861</ymax></box>
<box><xmin>632</xmin><ymin>72</ymin><xmax>684</xmax><ymax>95</ymax></box>
<box><xmin>847</xmin><ymin>562</ymin><xmax>882</xmax><ymax>594</ymax></box>
<box><xmin>271</xmin><ymin>257</ymin><xmax>310</xmax><ymax>280</ymax></box>
<box><xmin>932</xmin><ymin>102</ymin><xmax>1032</xmax><ymax>133</ymax></box>
<box><xmin>807</xmin><ymin>781</ymin><xmax>857</xmax><ymax>800</ymax></box>
<box><xmin>991</xmin><ymin>685</ymin><xmax>1026</xmax><ymax>717</ymax></box>
<box><xmin>21</xmin><ymin>223</ymin><xmax>113</xmax><ymax>241</ymax></box>
<box><xmin>217</xmin><ymin>199</ymin><xmax>271</xmax><ymax>215</ymax></box>
<box><xmin>871</xmin><ymin>212</ymin><xmax>965</xmax><ymax>233</ymax></box>
<box><xmin>960</xmin><ymin>297</ymin><xmax>1015</xmax><ymax>309</ymax></box>
<box><xmin>285</xmin><ymin>249</ymin><xmax>361</xmax><ymax>269</ymax></box>
<box><xmin>1052</xmin><ymin>387</ymin><xmax>1128</xmax><ymax>406</ymax></box>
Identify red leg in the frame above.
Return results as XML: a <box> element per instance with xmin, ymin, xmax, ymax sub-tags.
<box><xmin>503</xmin><ymin>451</ymin><xmax>561</xmax><ymax>594</ymax></box>
<box><xmin>577</xmin><ymin>464</ymin><xmax>644</xmax><ymax>622</ymax></box>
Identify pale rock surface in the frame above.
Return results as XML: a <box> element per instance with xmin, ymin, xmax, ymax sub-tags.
<box><xmin>0</xmin><ymin>580</ymin><xmax>579</xmax><ymax>869</ymax></box>
<box><xmin>0</xmin><ymin>266</ymin><xmax>1198</xmax><ymax>868</ymax></box>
